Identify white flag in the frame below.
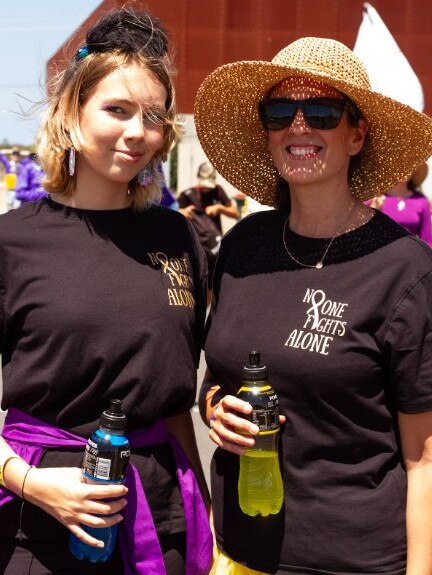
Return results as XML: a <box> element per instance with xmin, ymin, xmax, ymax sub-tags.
<box><xmin>353</xmin><ymin>2</ymin><xmax>424</xmax><ymax>112</ymax></box>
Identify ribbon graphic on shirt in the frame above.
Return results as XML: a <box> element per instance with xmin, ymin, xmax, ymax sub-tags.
<box><xmin>284</xmin><ymin>288</ymin><xmax>349</xmax><ymax>355</ymax></box>
<box><xmin>147</xmin><ymin>251</ymin><xmax>195</xmax><ymax>308</ymax></box>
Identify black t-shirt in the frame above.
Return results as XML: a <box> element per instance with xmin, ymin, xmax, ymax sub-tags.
<box><xmin>205</xmin><ymin>209</ymin><xmax>432</xmax><ymax>574</ymax></box>
<box><xmin>178</xmin><ymin>185</ymin><xmax>232</xmax><ymax>232</ymax></box>
<box><xmin>0</xmin><ymin>197</ymin><xmax>207</xmax><ymax>537</ymax></box>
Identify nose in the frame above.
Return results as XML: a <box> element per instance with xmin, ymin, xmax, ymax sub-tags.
<box><xmin>289</xmin><ymin>109</ymin><xmax>310</xmax><ymax>134</ymax></box>
<box><xmin>124</xmin><ymin>113</ymin><xmax>145</xmax><ymax>140</ymax></box>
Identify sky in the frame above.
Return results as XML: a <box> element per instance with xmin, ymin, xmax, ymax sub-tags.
<box><xmin>0</xmin><ymin>0</ymin><xmax>101</xmax><ymax>147</ymax></box>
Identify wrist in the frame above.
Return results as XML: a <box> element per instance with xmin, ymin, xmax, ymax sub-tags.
<box><xmin>21</xmin><ymin>465</ymin><xmax>35</xmax><ymax>500</ymax></box>
<box><xmin>0</xmin><ymin>454</ymin><xmax>20</xmax><ymax>487</ymax></box>
<box><xmin>2</xmin><ymin>457</ymin><xmax>34</xmax><ymax>498</ymax></box>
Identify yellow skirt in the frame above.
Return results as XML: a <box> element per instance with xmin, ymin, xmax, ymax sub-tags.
<box><xmin>210</xmin><ymin>549</ymin><xmax>270</xmax><ymax>575</ymax></box>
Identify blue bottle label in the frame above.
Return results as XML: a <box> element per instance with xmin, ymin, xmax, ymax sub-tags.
<box><xmin>82</xmin><ymin>435</ymin><xmax>130</xmax><ymax>482</ymax></box>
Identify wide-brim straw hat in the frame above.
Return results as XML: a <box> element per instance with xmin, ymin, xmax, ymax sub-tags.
<box><xmin>194</xmin><ymin>37</ymin><xmax>432</xmax><ymax>205</ymax></box>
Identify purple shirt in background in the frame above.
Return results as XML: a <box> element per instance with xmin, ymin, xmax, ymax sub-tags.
<box><xmin>379</xmin><ymin>191</ymin><xmax>432</xmax><ymax>246</ymax></box>
<box><xmin>0</xmin><ymin>153</ymin><xmax>11</xmax><ymax>174</ymax></box>
<box><xmin>15</xmin><ymin>156</ymin><xmax>48</xmax><ymax>203</ymax></box>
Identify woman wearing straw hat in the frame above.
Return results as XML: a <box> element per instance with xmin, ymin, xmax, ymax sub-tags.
<box><xmin>197</xmin><ymin>37</ymin><xmax>432</xmax><ymax>574</ymax></box>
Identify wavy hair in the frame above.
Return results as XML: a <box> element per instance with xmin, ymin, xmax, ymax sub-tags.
<box><xmin>37</xmin><ymin>9</ymin><xmax>182</xmax><ymax>209</ymax></box>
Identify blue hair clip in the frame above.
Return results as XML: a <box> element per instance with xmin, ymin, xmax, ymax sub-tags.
<box><xmin>76</xmin><ymin>46</ymin><xmax>90</xmax><ymax>61</ymax></box>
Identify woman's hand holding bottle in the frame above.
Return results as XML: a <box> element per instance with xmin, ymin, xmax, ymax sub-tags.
<box><xmin>18</xmin><ymin>465</ymin><xmax>127</xmax><ymax>547</ymax></box>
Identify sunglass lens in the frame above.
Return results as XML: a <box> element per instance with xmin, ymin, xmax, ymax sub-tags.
<box><xmin>259</xmin><ymin>100</ymin><xmax>296</xmax><ymax>130</ymax></box>
<box><xmin>260</xmin><ymin>98</ymin><xmax>346</xmax><ymax>131</ymax></box>
<box><xmin>304</xmin><ymin>99</ymin><xmax>345</xmax><ymax>130</ymax></box>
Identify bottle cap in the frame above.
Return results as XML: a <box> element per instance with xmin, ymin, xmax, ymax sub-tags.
<box><xmin>242</xmin><ymin>351</ymin><xmax>268</xmax><ymax>381</ymax></box>
<box><xmin>100</xmin><ymin>399</ymin><xmax>127</xmax><ymax>431</ymax></box>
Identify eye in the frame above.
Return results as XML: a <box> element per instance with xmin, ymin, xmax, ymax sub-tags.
<box><xmin>105</xmin><ymin>105</ymin><xmax>125</xmax><ymax>115</ymax></box>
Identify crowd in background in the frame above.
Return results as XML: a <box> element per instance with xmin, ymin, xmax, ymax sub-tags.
<box><xmin>0</xmin><ymin>148</ymin><xmax>47</xmax><ymax>210</ymax></box>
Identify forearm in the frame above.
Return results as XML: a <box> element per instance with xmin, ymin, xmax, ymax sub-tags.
<box><xmin>219</xmin><ymin>202</ymin><xmax>240</xmax><ymax>220</ymax></box>
<box><xmin>198</xmin><ymin>369</ymin><xmax>224</xmax><ymax>426</ymax></box>
<box><xmin>165</xmin><ymin>411</ymin><xmax>211</xmax><ymax>509</ymax></box>
<box><xmin>0</xmin><ymin>437</ymin><xmax>32</xmax><ymax>497</ymax></box>
<box><xmin>406</xmin><ymin>464</ymin><xmax>432</xmax><ymax>574</ymax></box>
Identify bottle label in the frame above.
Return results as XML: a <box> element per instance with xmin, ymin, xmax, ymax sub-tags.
<box><xmin>237</xmin><ymin>385</ymin><xmax>280</xmax><ymax>432</ymax></box>
<box><xmin>83</xmin><ymin>437</ymin><xmax>130</xmax><ymax>482</ymax></box>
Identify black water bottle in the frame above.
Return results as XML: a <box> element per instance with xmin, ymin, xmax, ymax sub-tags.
<box><xmin>69</xmin><ymin>399</ymin><xmax>130</xmax><ymax>562</ymax></box>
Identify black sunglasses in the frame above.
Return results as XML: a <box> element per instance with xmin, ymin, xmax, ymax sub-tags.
<box><xmin>259</xmin><ymin>97</ymin><xmax>349</xmax><ymax>131</ymax></box>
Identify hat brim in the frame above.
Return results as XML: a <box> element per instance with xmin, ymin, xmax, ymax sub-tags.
<box><xmin>194</xmin><ymin>60</ymin><xmax>432</xmax><ymax>204</ymax></box>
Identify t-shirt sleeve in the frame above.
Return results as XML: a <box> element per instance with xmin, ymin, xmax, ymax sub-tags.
<box><xmin>216</xmin><ymin>186</ymin><xmax>233</xmax><ymax>207</ymax></box>
<box><xmin>383</xmin><ymin>269</ymin><xmax>432</xmax><ymax>413</ymax></box>
<box><xmin>177</xmin><ymin>191</ymin><xmax>191</xmax><ymax>209</ymax></box>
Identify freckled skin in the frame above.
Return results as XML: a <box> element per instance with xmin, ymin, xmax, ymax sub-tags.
<box><xmin>267</xmin><ymin>78</ymin><xmax>363</xmax><ymax>191</ymax></box>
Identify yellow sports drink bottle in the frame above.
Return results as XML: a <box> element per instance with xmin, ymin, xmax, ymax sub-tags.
<box><xmin>237</xmin><ymin>351</ymin><xmax>283</xmax><ymax>517</ymax></box>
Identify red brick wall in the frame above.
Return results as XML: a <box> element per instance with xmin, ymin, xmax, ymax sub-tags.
<box><xmin>47</xmin><ymin>0</ymin><xmax>432</xmax><ymax>114</ymax></box>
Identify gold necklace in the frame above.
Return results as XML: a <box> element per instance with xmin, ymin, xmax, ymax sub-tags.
<box><xmin>282</xmin><ymin>203</ymin><xmax>360</xmax><ymax>270</ymax></box>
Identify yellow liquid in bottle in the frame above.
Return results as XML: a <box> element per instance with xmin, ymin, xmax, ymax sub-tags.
<box><xmin>238</xmin><ymin>449</ymin><xmax>283</xmax><ymax>517</ymax></box>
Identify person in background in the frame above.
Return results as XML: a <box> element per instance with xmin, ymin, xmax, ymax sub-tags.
<box><xmin>179</xmin><ymin>161</ymin><xmax>239</xmax><ymax>232</ymax></box>
<box><xmin>179</xmin><ymin>162</ymin><xmax>240</xmax><ymax>303</ymax></box>
<box><xmin>367</xmin><ymin>162</ymin><xmax>432</xmax><ymax>245</ymax></box>
<box><xmin>0</xmin><ymin>8</ymin><xmax>212</xmax><ymax>575</ymax></box>
<box><xmin>8</xmin><ymin>148</ymin><xmax>21</xmax><ymax>175</ymax></box>
<box><xmin>3</xmin><ymin>149</ymin><xmax>21</xmax><ymax>210</ymax></box>
<box><xmin>195</xmin><ymin>37</ymin><xmax>432</xmax><ymax>574</ymax></box>
<box><xmin>0</xmin><ymin>152</ymin><xmax>11</xmax><ymax>175</ymax></box>
<box><xmin>14</xmin><ymin>153</ymin><xmax>48</xmax><ymax>205</ymax></box>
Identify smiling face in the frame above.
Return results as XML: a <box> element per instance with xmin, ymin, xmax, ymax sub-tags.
<box><xmin>267</xmin><ymin>78</ymin><xmax>367</xmax><ymax>192</ymax></box>
<box><xmin>76</xmin><ymin>63</ymin><xmax>167</xmax><ymax>199</ymax></box>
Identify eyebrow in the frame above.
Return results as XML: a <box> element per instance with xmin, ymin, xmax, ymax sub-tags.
<box><xmin>101</xmin><ymin>98</ymin><xmax>166</xmax><ymax>111</ymax></box>
<box><xmin>100</xmin><ymin>98</ymin><xmax>134</xmax><ymax>106</ymax></box>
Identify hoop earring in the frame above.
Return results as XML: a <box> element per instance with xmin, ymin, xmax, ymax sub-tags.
<box><xmin>68</xmin><ymin>147</ymin><xmax>76</xmax><ymax>177</ymax></box>
<box><xmin>138</xmin><ymin>163</ymin><xmax>153</xmax><ymax>186</ymax></box>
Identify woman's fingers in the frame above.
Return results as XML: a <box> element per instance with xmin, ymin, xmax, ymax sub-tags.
<box><xmin>209</xmin><ymin>428</ymin><xmax>251</xmax><ymax>455</ymax></box>
<box><xmin>82</xmin><ymin>481</ymin><xmax>128</xmax><ymax>500</ymax></box>
<box><xmin>209</xmin><ymin>395</ymin><xmax>260</xmax><ymax>453</ymax></box>
<box><xmin>69</xmin><ymin>523</ymin><xmax>106</xmax><ymax>548</ymax></box>
<box><xmin>84</xmin><ymin>497</ymin><xmax>128</xmax><ymax>517</ymax></box>
<box><xmin>23</xmin><ymin>466</ymin><xmax>128</xmax><ymax>535</ymax></box>
<box><xmin>210</xmin><ymin>394</ymin><xmax>286</xmax><ymax>454</ymax></box>
<box><xmin>77</xmin><ymin>510</ymin><xmax>125</xmax><ymax>529</ymax></box>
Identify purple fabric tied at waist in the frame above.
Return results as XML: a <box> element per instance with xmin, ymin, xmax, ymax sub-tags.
<box><xmin>0</xmin><ymin>408</ymin><xmax>213</xmax><ymax>575</ymax></box>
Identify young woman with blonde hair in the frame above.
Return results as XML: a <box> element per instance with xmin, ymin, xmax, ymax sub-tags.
<box><xmin>0</xmin><ymin>8</ymin><xmax>212</xmax><ymax>575</ymax></box>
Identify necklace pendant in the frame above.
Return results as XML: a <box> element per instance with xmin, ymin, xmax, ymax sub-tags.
<box><xmin>315</xmin><ymin>261</ymin><xmax>324</xmax><ymax>269</ymax></box>
<box><xmin>397</xmin><ymin>200</ymin><xmax>406</xmax><ymax>211</ymax></box>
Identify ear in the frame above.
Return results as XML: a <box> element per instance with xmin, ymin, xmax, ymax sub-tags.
<box><xmin>349</xmin><ymin>119</ymin><xmax>368</xmax><ymax>156</ymax></box>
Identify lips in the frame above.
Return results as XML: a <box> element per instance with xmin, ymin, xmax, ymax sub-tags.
<box><xmin>287</xmin><ymin>145</ymin><xmax>321</xmax><ymax>158</ymax></box>
<box><xmin>115</xmin><ymin>150</ymin><xmax>144</xmax><ymax>163</ymax></box>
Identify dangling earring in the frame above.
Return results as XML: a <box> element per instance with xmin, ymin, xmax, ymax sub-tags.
<box><xmin>138</xmin><ymin>163</ymin><xmax>153</xmax><ymax>186</ymax></box>
<box><xmin>68</xmin><ymin>147</ymin><xmax>76</xmax><ymax>177</ymax></box>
